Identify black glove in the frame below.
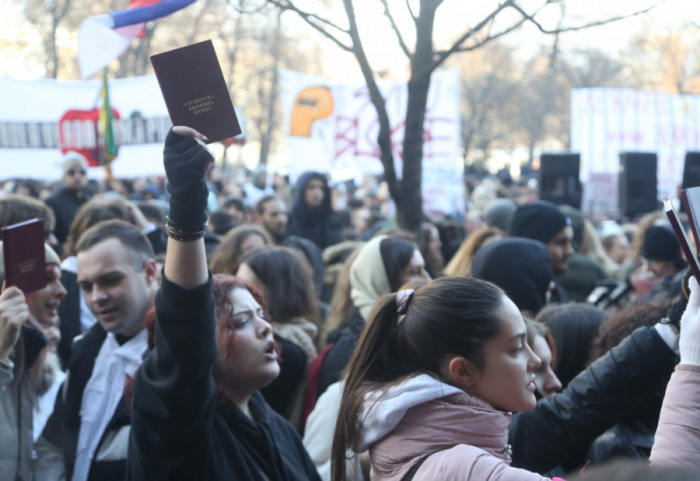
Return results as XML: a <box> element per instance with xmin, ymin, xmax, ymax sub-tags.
<box><xmin>163</xmin><ymin>128</ymin><xmax>213</xmax><ymax>231</ymax></box>
<box><xmin>666</xmin><ymin>269</ymin><xmax>693</xmax><ymax>330</ymax></box>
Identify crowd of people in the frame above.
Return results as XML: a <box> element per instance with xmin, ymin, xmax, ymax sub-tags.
<box><xmin>1</xmin><ymin>129</ymin><xmax>700</xmax><ymax>481</ymax></box>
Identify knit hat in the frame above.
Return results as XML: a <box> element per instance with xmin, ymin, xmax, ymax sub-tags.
<box><xmin>641</xmin><ymin>225</ymin><xmax>679</xmax><ymax>261</ymax></box>
<box><xmin>472</xmin><ymin>237</ymin><xmax>553</xmax><ymax>315</ymax></box>
<box><xmin>0</xmin><ymin>241</ymin><xmax>61</xmax><ymax>286</ymax></box>
<box><xmin>483</xmin><ymin>199</ymin><xmax>517</xmax><ymax>233</ymax></box>
<box><xmin>510</xmin><ymin>201</ymin><xmax>571</xmax><ymax>244</ymax></box>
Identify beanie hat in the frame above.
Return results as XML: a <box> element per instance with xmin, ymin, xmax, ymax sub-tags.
<box><xmin>483</xmin><ymin>199</ymin><xmax>517</xmax><ymax>233</ymax></box>
<box><xmin>510</xmin><ymin>201</ymin><xmax>571</xmax><ymax>244</ymax></box>
<box><xmin>641</xmin><ymin>225</ymin><xmax>679</xmax><ymax>261</ymax></box>
<box><xmin>0</xmin><ymin>241</ymin><xmax>61</xmax><ymax>286</ymax></box>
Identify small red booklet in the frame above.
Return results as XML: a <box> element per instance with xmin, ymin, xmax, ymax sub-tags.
<box><xmin>1</xmin><ymin>218</ymin><xmax>46</xmax><ymax>293</ymax></box>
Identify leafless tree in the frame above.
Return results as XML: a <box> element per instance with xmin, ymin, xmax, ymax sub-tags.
<box><xmin>20</xmin><ymin>0</ymin><xmax>74</xmax><ymax>78</ymax></box>
<box><xmin>248</xmin><ymin>0</ymin><xmax>659</xmax><ymax>230</ymax></box>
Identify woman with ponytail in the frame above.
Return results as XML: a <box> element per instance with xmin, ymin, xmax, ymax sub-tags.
<box><xmin>332</xmin><ymin>276</ymin><xmax>545</xmax><ymax>481</ymax></box>
<box><xmin>331</xmin><ymin>273</ymin><xmax>700</xmax><ymax>480</ymax></box>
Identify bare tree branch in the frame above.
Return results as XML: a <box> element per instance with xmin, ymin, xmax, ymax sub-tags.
<box><xmin>510</xmin><ymin>0</ymin><xmax>661</xmax><ymax>34</ymax></box>
<box><xmin>379</xmin><ymin>0</ymin><xmax>412</xmax><ymax>60</ymax></box>
<box><xmin>264</xmin><ymin>0</ymin><xmax>354</xmax><ymax>52</ymax></box>
<box><xmin>341</xmin><ymin>0</ymin><xmax>398</xmax><ymax>186</ymax></box>
<box><xmin>406</xmin><ymin>0</ymin><xmax>417</xmax><ymax>22</ymax></box>
<box><xmin>430</xmin><ymin>0</ymin><xmax>516</xmax><ymax>71</ymax></box>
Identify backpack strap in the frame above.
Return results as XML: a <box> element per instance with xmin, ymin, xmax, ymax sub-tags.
<box><xmin>401</xmin><ymin>454</ymin><xmax>431</xmax><ymax>481</ymax></box>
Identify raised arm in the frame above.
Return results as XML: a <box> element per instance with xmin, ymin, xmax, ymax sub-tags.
<box><xmin>161</xmin><ymin>126</ymin><xmax>212</xmax><ymax>288</ymax></box>
<box><xmin>650</xmin><ymin>276</ymin><xmax>700</xmax><ymax>465</ymax></box>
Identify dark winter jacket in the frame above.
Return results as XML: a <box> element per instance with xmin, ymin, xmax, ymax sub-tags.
<box><xmin>40</xmin><ymin>323</ymin><xmax>133</xmax><ymax>481</ymax></box>
<box><xmin>126</xmin><ymin>274</ymin><xmax>321</xmax><ymax>481</ymax></box>
<box><xmin>286</xmin><ymin>172</ymin><xmax>342</xmax><ymax>250</ymax></box>
<box><xmin>45</xmin><ymin>187</ymin><xmax>90</xmax><ymax>254</ymax></box>
<box><xmin>508</xmin><ymin>326</ymin><xmax>677</xmax><ymax>474</ymax></box>
<box><xmin>316</xmin><ymin>307</ymin><xmax>365</xmax><ymax>400</ymax></box>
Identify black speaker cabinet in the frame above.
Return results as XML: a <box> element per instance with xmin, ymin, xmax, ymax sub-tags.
<box><xmin>618</xmin><ymin>152</ymin><xmax>658</xmax><ymax>217</ymax></box>
<box><xmin>682</xmin><ymin>151</ymin><xmax>700</xmax><ymax>189</ymax></box>
<box><xmin>539</xmin><ymin>152</ymin><xmax>582</xmax><ymax>209</ymax></box>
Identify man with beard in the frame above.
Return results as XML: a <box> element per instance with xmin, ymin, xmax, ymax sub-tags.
<box><xmin>510</xmin><ymin>200</ymin><xmax>574</xmax><ymax>303</ymax></box>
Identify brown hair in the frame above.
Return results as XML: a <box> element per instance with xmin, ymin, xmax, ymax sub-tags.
<box><xmin>444</xmin><ymin>226</ymin><xmax>502</xmax><ymax>277</ymax></box>
<box><xmin>588</xmin><ymin>300</ymin><xmax>671</xmax><ymax>363</ymax></box>
<box><xmin>0</xmin><ymin>194</ymin><xmax>56</xmax><ymax>232</ymax></box>
<box><xmin>208</xmin><ymin>224</ymin><xmax>271</xmax><ymax>274</ymax></box>
<box><xmin>321</xmin><ymin>244</ymin><xmax>364</xmax><ymax>346</ymax></box>
<box><xmin>331</xmin><ymin>276</ymin><xmax>505</xmax><ymax>481</ymax></box>
<box><xmin>75</xmin><ymin>219</ymin><xmax>154</xmax><ymax>270</ymax></box>
<box><xmin>64</xmin><ymin>196</ymin><xmax>136</xmax><ymax>256</ymax></box>
<box><xmin>239</xmin><ymin>246</ymin><xmax>321</xmax><ymax>333</ymax></box>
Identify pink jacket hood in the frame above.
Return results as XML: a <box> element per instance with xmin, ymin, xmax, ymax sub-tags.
<box><xmin>360</xmin><ymin>375</ymin><xmax>518</xmax><ymax>480</ymax></box>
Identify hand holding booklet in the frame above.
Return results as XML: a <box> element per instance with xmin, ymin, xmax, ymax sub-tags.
<box><xmin>664</xmin><ymin>194</ymin><xmax>700</xmax><ymax>281</ymax></box>
<box><xmin>150</xmin><ymin>39</ymin><xmax>241</xmax><ymax>143</ymax></box>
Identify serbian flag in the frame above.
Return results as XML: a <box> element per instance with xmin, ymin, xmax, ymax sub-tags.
<box><xmin>78</xmin><ymin>0</ymin><xmax>196</xmax><ymax>79</ymax></box>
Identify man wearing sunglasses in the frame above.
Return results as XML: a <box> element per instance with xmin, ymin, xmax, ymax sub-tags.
<box><xmin>46</xmin><ymin>152</ymin><xmax>93</xmax><ymax>256</ymax></box>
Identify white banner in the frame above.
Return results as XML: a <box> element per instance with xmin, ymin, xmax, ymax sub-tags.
<box><xmin>279</xmin><ymin>68</ymin><xmax>463</xmax><ymax>218</ymax></box>
<box><xmin>571</xmin><ymin>88</ymin><xmax>700</xmax><ymax>215</ymax></box>
<box><xmin>0</xmin><ymin>75</ymin><xmax>175</xmax><ymax>181</ymax></box>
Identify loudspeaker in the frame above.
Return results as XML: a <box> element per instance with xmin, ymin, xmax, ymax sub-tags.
<box><xmin>682</xmin><ymin>151</ymin><xmax>700</xmax><ymax>189</ymax></box>
<box><xmin>539</xmin><ymin>152</ymin><xmax>582</xmax><ymax>209</ymax></box>
<box><xmin>618</xmin><ymin>152</ymin><xmax>657</xmax><ymax>217</ymax></box>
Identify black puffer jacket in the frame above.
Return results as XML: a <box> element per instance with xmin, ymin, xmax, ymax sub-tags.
<box><xmin>509</xmin><ymin>326</ymin><xmax>677</xmax><ymax>474</ymax></box>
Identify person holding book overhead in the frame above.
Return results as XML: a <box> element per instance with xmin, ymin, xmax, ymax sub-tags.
<box><xmin>0</xmin><ymin>242</ymin><xmax>65</xmax><ymax>481</ymax></box>
<box><xmin>126</xmin><ymin>126</ymin><xmax>321</xmax><ymax>481</ymax></box>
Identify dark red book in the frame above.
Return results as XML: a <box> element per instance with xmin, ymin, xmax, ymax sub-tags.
<box><xmin>681</xmin><ymin>186</ymin><xmax>700</xmax><ymax>253</ymax></box>
<box><xmin>664</xmin><ymin>199</ymin><xmax>700</xmax><ymax>281</ymax></box>
<box><xmin>150</xmin><ymin>39</ymin><xmax>242</xmax><ymax>143</ymax></box>
<box><xmin>1</xmin><ymin>218</ymin><xmax>46</xmax><ymax>293</ymax></box>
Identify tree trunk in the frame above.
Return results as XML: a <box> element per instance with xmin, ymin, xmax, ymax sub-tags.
<box><xmin>393</xmin><ymin>0</ymin><xmax>439</xmax><ymax>232</ymax></box>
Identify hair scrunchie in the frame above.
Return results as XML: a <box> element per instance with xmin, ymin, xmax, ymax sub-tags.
<box><xmin>396</xmin><ymin>289</ymin><xmax>415</xmax><ymax>315</ymax></box>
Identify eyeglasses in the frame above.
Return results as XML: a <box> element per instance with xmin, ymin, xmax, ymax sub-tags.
<box><xmin>66</xmin><ymin>168</ymin><xmax>86</xmax><ymax>176</ymax></box>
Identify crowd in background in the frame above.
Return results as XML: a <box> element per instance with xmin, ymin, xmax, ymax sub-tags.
<box><xmin>1</xmin><ymin>144</ymin><xmax>699</xmax><ymax>481</ymax></box>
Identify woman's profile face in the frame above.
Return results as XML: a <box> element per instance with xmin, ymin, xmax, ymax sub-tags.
<box><xmin>27</xmin><ymin>265</ymin><xmax>66</xmax><ymax>351</ymax></box>
<box><xmin>531</xmin><ymin>334</ymin><xmax>562</xmax><ymax>400</ymax></box>
<box><xmin>399</xmin><ymin>249</ymin><xmax>431</xmax><ymax>287</ymax></box>
<box><xmin>468</xmin><ymin>296</ymin><xmax>541</xmax><ymax>413</ymax></box>
<box><xmin>214</xmin><ymin>287</ymin><xmax>280</xmax><ymax>396</ymax></box>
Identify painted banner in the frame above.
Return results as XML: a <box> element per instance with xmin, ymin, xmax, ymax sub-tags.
<box><xmin>0</xmin><ymin>75</ymin><xmax>244</xmax><ymax>181</ymax></box>
<box><xmin>571</xmin><ymin>88</ymin><xmax>700</xmax><ymax>216</ymax></box>
<box><xmin>279</xmin><ymin>68</ymin><xmax>463</xmax><ymax>218</ymax></box>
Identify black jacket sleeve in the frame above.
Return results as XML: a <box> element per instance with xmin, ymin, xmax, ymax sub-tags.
<box><xmin>127</xmin><ymin>273</ymin><xmax>215</xmax><ymax>479</ymax></box>
<box><xmin>509</xmin><ymin>326</ymin><xmax>677</xmax><ymax>473</ymax></box>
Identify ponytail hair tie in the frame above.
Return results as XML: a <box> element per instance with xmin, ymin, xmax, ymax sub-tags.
<box><xmin>396</xmin><ymin>289</ymin><xmax>415</xmax><ymax>315</ymax></box>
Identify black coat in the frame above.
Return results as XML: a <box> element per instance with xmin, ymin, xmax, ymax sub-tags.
<box><xmin>316</xmin><ymin>307</ymin><xmax>365</xmax><ymax>400</ymax></box>
<box><xmin>42</xmin><ymin>323</ymin><xmax>131</xmax><ymax>481</ymax></box>
<box><xmin>45</xmin><ymin>187</ymin><xmax>90</xmax><ymax>254</ymax></box>
<box><xmin>508</xmin><ymin>326</ymin><xmax>677</xmax><ymax>474</ymax></box>
<box><xmin>127</xmin><ymin>275</ymin><xmax>321</xmax><ymax>481</ymax></box>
